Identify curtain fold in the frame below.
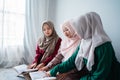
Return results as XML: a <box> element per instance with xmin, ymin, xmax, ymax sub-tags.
<box><xmin>0</xmin><ymin>0</ymin><xmax>25</xmax><ymax>68</ymax></box>
<box><xmin>23</xmin><ymin>0</ymin><xmax>39</xmax><ymax>64</ymax></box>
<box><xmin>0</xmin><ymin>0</ymin><xmax>49</xmax><ymax>68</ymax></box>
<box><xmin>23</xmin><ymin>0</ymin><xmax>49</xmax><ymax>64</ymax></box>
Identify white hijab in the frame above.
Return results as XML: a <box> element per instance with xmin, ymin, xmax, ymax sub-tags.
<box><xmin>60</xmin><ymin>21</ymin><xmax>80</xmax><ymax>61</ymax></box>
<box><xmin>70</xmin><ymin>12</ymin><xmax>111</xmax><ymax>71</ymax></box>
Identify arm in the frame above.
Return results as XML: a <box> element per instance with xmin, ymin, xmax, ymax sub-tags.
<box><xmin>33</xmin><ymin>45</ymin><xmax>44</xmax><ymax>64</ymax></box>
<box><xmin>27</xmin><ymin>45</ymin><xmax>44</xmax><ymax>69</ymax></box>
<box><xmin>40</xmin><ymin>53</ymin><xmax>64</xmax><ymax>71</ymax></box>
<box><xmin>42</xmin><ymin>38</ymin><xmax>62</xmax><ymax>65</ymax></box>
<box><xmin>46</xmin><ymin>53</ymin><xmax>64</xmax><ymax>70</ymax></box>
<box><xmin>50</xmin><ymin>46</ymin><xmax>80</xmax><ymax>76</ymax></box>
<box><xmin>81</xmin><ymin>42</ymin><xmax>113</xmax><ymax>80</ymax></box>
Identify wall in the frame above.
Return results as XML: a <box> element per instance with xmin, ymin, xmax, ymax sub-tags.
<box><xmin>48</xmin><ymin>0</ymin><xmax>120</xmax><ymax>61</ymax></box>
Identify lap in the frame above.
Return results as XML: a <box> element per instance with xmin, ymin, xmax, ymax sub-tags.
<box><xmin>56</xmin><ymin>68</ymin><xmax>89</xmax><ymax>80</ymax></box>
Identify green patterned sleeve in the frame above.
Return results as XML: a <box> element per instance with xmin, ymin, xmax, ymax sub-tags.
<box><xmin>50</xmin><ymin>46</ymin><xmax>80</xmax><ymax>76</ymax></box>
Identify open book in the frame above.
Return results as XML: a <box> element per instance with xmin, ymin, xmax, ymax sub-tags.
<box><xmin>13</xmin><ymin>64</ymin><xmax>38</xmax><ymax>77</ymax></box>
<box><xmin>13</xmin><ymin>64</ymin><xmax>56</xmax><ymax>80</ymax></box>
<box><xmin>29</xmin><ymin>71</ymin><xmax>56</xmax><ymax>80</ymax></box>
<box><xmin>35</xmin><ymin>77</ymin><xmax>56</xmax><ymax>80</ymax></box>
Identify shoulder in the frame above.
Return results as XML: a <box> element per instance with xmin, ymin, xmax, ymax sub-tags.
<box><xmin>94</xmin><ymin>41</ymin><xmax>114</xmax><ymax>58</ymax></box>
<box><xmin>58</xmin><ymin>37</ymin><xmax>62</xmax><ymax>42</ymax></box>
<box><xmin>37</xmin><ymin>37</ymin><xmax>44</xmax><ymax>43</ymax></box>
<box><xmin>95</xmin><ymin>42</ymin><xmax>112</xmax><ymax>51</ymax></box>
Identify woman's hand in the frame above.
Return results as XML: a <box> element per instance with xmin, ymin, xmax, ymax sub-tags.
<box><xmin>36</xmin><ymin>63</ymin><xmax>45</xmax><ymax>69</ymax></box>
<box><xmin>27</xmin><ymin>63</ymin><xmax>37</xmax><ymax>69</ymax></box>
<box><xmin>46</xmin><ymin>71</ymin><xmax>51</xmax><ymax>77</ymax></box>
<box><xmin>38</xmin><ymin>66</ymin><xmax>49</xmax><ymax>71</ymax></box>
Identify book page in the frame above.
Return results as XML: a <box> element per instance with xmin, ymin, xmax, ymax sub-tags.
<box><xmin>13</xmin><ymin>64</ymin><xmax>28</xmax><ymax>74</ymax></box>
<box><xmin>36</xmin><ymin>77</ymin><xmax>56</xmax><ymax>80</ymax></box>
<box><xmin>29</xmin><ymin>71</ymin><xmax>47</xmax><ymax>80</ymax></box>
<box><xmin>13</xmin><ymin>64</ymin><xmax>38</xmax><ymax>77</ymax></box>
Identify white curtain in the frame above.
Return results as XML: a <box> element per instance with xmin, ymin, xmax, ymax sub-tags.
<box><xmin>0</xmin><ymin>0</ymin><xmax>25</xmax><ymax>68</ymax></box>
<box><xmin>23</xmin><ymin>0</ymin><xmax>40</xmax><ymax>65</ymax></box>
<box><xmin>0</xmin><ymin>0</ymin><xmax>49</xmax><ymax>68</ymax></box>
<box><xmin>24</xmin><ymin>0</ymin><xmax>49</xmax><ymax>64</ymax></box>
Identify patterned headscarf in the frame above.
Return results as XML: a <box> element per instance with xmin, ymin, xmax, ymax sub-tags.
<box><xmin>38</xmin><ymin>20</ymin><xmax>59</xmax><ymax>62</ymax></box>
<box><xmin>70</xmin><ymin>12</ymin><xmax>111</xmax><ymax>71</ymax></box>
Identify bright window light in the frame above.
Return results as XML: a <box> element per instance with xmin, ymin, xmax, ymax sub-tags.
<box><xmin>0</xmin><ymin>0</ymin><xmax>25</xmax><ymax>47</ymax></box>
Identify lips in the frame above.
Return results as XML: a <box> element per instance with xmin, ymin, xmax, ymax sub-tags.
<box><xmin>46</xmin><ymin>33</ymin><xmax>50</xmax><ymax>35</ymax></box>
<box><xmin>65</xmin><ymin>34</ymin><xmax>69</xmax><ymax>37</ymax></box>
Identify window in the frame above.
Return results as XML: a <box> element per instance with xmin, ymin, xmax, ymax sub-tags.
<box><xmin>0</xmin><ymin>0</ymin><xmax>25</xmax><ymax>47</ymax></box>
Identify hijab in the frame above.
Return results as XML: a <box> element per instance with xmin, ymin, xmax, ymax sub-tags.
<box><xmin>38</xmin><ymin>21</ymin><xmax>59</xmax><ymax>62</ymax></box>
<box><xmin>70</xmin><ymin>12</ymin><xmax>111</xmax><ymax>71</ymax></box>
<box><xmin>60</xmin><ymin>21</ymin><xmax>80</xmax><ymax>61</ymax></box>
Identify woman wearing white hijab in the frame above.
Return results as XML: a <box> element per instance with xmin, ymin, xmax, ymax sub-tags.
<box><xmin>47</xmin><ymin>12</ymin><xmax>120</xmax><ymax>80</ymax></box>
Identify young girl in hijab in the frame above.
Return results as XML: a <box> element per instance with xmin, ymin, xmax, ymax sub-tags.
<box><xmin>39</xmin><ymin>20</ymin><xmax>81</xmax><ymax>80</ymax></box>
<box><xmin>27</xmin><ymin>20</ymin><xmax>62</xmax><ymax>69</ymax></box>
<box><xmin>47</xmin><ymin>12</ymin><xmax>120</xmax><ymax>80</ymax></box>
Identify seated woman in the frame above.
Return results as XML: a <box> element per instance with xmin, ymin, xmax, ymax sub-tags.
<box><xmin>27</xmin><ymin>20</ymin><xmax>62</xmax><ymax>69</ymax></box>
<box><xmin>39</xmin><ymin>20</ymin><xmax>81</xmax><ymax>80</ymax></box>
<box><xmin>47</xmin><ymin>12</ymin><xmax>120</xmax><ymax>80</ymax></box>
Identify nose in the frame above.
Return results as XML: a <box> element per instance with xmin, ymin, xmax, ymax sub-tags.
<box><xmin>45</xmin><ymin>30</ymin><xmax>49</xmax><ymax>33</ymax></box>
<box><xmin>65</xmin><ymin>32</ymin><xmax>68</xmax><ymax>36</ymax></box>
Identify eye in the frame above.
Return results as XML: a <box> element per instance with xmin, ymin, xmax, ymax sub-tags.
<box><xmin>43</xmin><ymin>28</ymin><xmax>46</xmax><ymax>31</ymax></box>
<box><xmin>63</xmin><ymin>28</ymin><xmax>68</xmax><ymax>32</ymax></box>
<box><xmin>47</xmin><ymin>27</ymin><xmax>51</xmax><ymax>30</ymax></box>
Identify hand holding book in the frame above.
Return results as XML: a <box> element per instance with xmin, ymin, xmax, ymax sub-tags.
<box><xmin>13</xmin><ymin>64</ymin><xmax>56</xmax><ymax>80</ymax></box>
<box><xmin>27</xmin><ymin>63</ymin><xmax>37</xmax><ymax>69</ymax></box>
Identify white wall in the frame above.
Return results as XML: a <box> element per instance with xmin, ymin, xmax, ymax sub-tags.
<box><xmin>48</xmin><ymin>0</ymin><xmax>120</xmax><ymax>61</ymax></box>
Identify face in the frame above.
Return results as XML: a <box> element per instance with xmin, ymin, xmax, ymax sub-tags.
<box><xmin>43</xmin><ymin>24</ymin><xmax>53</xmax><ymax>37</ymax></box>
<box><xmin>63</xmin><ymin>27</ymin><xmax>73</xmax><ymax>38</ymax></box>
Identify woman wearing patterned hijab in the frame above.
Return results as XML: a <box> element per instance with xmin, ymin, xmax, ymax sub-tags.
<box><xmin>28</xmin><ymin>20</ymin><xmax>62</xmax><ymax>69</ymax></box>
<box><xmin>40</xmin><ymin>20</ymin><xmax>80</xmax><ymax>70</ymax></box>
<box><xmin>47</xmin><ymin>12</ymin><xmax>120</xmax><ymax>80</ymax></box>
<box><xmin>39</xmin><ymin>20</ymin><xmax>81</xmax><ymax>80</ymax></box>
